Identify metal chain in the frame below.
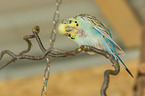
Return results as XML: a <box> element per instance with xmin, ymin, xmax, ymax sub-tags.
<box><xmin>49</xmin><ymin>0</ymin><xmax>62</xmax><ymax>48</ymax></box>
<box><xmin>41</xmin><ymin>0</ymin><xmax>62</xmax><ymax>96</ymax></box>
<box><xmin>41</xmin><ymin>57</ymin><xmax>50</xmax><ymax>96</ymax></box>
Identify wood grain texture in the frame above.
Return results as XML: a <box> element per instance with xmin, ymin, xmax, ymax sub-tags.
<box><xmin>95</xmin><ymin>0</ymin><xmax>142</xmax><ymax>48</ymax></box>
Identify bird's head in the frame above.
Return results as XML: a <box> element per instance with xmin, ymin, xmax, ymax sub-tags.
<box><xmin>58</xmin><ymin>17</ymin><xmax>79</xmax><ymax>40</ymax></box>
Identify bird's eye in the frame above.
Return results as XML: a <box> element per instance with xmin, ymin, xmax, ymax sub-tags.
<box><xmin>75</xmin><ymin>21</ymin><xmax>77</xmax><ymax>23</ymax></box>
<box><xmin>69</xmin><ymin>20</ymin><xmax>72</xmax><ymax>24</ymax></box>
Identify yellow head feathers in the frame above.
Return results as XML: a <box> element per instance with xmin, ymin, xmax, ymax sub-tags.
<box><xmin>58</xmin><ymin>18</ymin><xmax>79</xmax><ymax>40</ymax></box>
<box><xmin>58</xmin><ymin>23</ymin><xmax>66</xmax><ymax>35</ymax></box>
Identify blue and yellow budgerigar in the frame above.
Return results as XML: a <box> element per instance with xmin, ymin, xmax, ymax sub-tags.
<box><xmin>58</xmin><ymin>14</ymin><xmax>133</xmax><ymax>78</ymax></box>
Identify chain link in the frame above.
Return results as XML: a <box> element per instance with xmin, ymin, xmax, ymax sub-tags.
<box><xmin>41</xmin><ymin>0</ymin><xmax>62</xmax><ymax>96</ymax></box>
<box><xmin>41</xmin><ymin>57</ymin><xmax>51</xmax><ymax>96</ymax></box>
<box><xmin>49</xmin><ymin>0</ymin><xmax>62</xmax><ymax>48</ymax></box>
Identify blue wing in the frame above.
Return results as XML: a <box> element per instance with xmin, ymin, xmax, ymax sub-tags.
<box><xmin>93</xmin><ymin>24</ymin><xmax>134</xmax><ymax>78</ymax></box>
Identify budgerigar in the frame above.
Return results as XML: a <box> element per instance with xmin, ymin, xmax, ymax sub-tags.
<box><xmin>58</xmin><ymin>14</ymin><xmax>133</xmax><ymax>78</ymax></box>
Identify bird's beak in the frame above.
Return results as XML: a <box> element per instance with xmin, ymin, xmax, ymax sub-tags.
<box><xmin>58</xmin><ymin>23</ymin><xmax>66</xmax><ymax>35</ymax></box>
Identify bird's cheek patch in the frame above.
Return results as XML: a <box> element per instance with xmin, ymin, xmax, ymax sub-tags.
<box><xmin>68</xmin><ymin>34</ymin><xmax>71</xmax><ymax>37</ymax></box>
<box><xmin>69</xmin><ymin>20</ymin><xmax>72</xmax><ymax>24</ymax></box>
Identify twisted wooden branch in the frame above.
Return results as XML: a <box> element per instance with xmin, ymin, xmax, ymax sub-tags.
<box><xmin>0</xmin><ymin>26</ymin><xmax>120</xmax><ymax>96</ymax></box>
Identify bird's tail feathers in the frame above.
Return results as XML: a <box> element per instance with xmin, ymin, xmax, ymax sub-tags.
<box><xmin>116</xmin><ymin>55</ymin><xmax>134</xmax><ymax>78</ymax></box>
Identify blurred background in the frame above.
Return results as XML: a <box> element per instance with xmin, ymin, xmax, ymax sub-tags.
<box><xmin>0</xmin><ymin>0</ymin><xmax>145</xmax><ymax>96</ymax></box>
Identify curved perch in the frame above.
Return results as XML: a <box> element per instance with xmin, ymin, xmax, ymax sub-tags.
<box><xmin>100</xmin><ymin>54</ymin><xmax>120</xmax><ymax>96</ymax></box>
<box><xmin>0</xmin><ymin>26</ymin><xmax>120</xmax><ymax>96</ymax></box>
